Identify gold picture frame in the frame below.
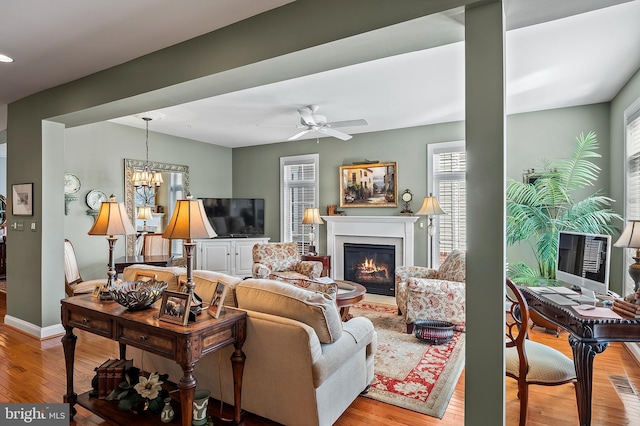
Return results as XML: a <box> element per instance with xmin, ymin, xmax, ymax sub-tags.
<box><xmin>339</xmin><ymin>162</ymin><xmax>397</xmax><ymax>207</ymax></box>
<box><xmin>158</xmin><ymin>290</ymin><xmax>192</xmax><ymax>326</ymax></box>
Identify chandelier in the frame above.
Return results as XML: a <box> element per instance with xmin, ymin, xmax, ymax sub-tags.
<box><xmin>132</xmin><ymin>115</ymin><xmax>163</xmax><ymax>205</ymax></box>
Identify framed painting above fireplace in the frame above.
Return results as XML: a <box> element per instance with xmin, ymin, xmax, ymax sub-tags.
<box><xmin>339</xmin><ymin>162</ymin><xmax>397</xmax><ymax>208</ymax></box>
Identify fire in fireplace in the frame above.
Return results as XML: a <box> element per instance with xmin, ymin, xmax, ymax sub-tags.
<box><xmin>344</xmin><ymin>243</ymin><xmax>395</xmax><ymax>296</ymax></box>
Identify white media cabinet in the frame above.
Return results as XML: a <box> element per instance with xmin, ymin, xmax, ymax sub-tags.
<box><xmin>195</xmin><ymin>237</ymin><xmax>269</xmax><ymax>277</ymax></box>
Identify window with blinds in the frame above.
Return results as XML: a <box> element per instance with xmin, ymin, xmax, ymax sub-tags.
<box><xmin>280</xmin><ymin>154</ymin><xmax>319</xmax><ymax>254</ymax></box>
<box><xmin>428</xmin><ymin>141</ymin><xmax>466</xmax><ymax>267</ymax></box>
<box><xmin>624</xmin><ymin>100</ymin><xmax>640</xmax><ymax>294</ymax></box>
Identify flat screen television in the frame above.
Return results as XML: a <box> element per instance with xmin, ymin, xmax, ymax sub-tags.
<box><xmin>200</xmin><ymin>198</ymin><xmax>265</xmax><ymax>237</ymax></box>
<box><xmin>556</xmin><ymin>230</ymin><xmax>611</xmax><ymax>295</ymax></box>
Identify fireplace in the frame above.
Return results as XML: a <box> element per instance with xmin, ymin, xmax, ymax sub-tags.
<box><xmin>344</xmin><ymin>243</ymin><xmax>395</xmax><ymax>296</ymax></box>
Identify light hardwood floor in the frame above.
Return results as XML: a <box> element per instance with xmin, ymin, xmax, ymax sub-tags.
<box><xmin>1</xmin><ymin>291</ymin><xmax>639</xmax><ymax>425</ymax></box>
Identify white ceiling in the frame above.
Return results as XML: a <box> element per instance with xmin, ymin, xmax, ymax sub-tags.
<box><xmin>1</xmin><ymin>0</ymin><xmax>639</xmax><ymax>149</ymax></box>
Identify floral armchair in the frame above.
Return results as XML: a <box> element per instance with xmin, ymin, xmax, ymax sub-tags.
<box><xmin>395</xmin><ymin>249</ymin><xmax>466</xmax><ymax>333</ymax></box>
<box><xmin>252</xmin><ymin>242</ymin><xmax>323</xmax><ymax>280</ymax></box>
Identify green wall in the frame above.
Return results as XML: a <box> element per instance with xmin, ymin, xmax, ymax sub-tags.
<box><xmin>64</xmin><ymin>121</ymin><xmax>232</xmax><ymax>280</ymax></box>
<box><xmin>232</xmin><ymin>121</ymin><xmax>464</xmax><ymax>267</ymax></box>
<box><xmin>233</xmin><ymin>103</ymin><xmax>615</xmax><ymax>271</ymax></box>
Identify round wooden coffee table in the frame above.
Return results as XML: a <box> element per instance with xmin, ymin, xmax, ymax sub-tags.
<box><xmin>335</xmin><ymin>280</ymin><xmax>367</xmax><ymax>321</ymax></box>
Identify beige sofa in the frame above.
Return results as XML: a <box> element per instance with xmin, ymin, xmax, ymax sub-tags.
<box><xmin>121</xmin><ymin>265</ymin><xmax>377</xmax><ymax>426</ymax></box>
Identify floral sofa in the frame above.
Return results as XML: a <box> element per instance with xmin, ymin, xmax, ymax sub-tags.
<box><xmin>395</xmin><ymin>249</ymin><xmax>466</xmax><ymax>333</ymax></box>
<box><xmin>121</xmin><ymin>265</ymin><xmax>377</xmax><ymax>426</ymax></box>
<box><xmin>252</xmin><ymin>241</ymin><xmax>323</xmax><ymax>280</ymax></box>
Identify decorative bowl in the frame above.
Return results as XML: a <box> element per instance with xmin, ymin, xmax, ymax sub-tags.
<box><xmin>109</xmin><ymin>280</ymin><xmax>168</xmax><ymax>310</ymax></box>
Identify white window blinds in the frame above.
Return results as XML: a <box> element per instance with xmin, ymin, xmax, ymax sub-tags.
<box><xmin>280</xmin><ymin>154</ymin><xmax>319</xmax><ymax>253</ymax></box>
<box><xmin>624</xmin><ymin>102</ymin><xmax>640</xmax><ymax>293</ymax></box>
<box><xmin>429</xmin><ymin>141</ymin><xmax>467</xmax><ymax>266</ymax></box>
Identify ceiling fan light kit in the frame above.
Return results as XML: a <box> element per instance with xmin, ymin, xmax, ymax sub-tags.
<box><xmin>287</xmin><ymin>105</ymin><xmax>368</xmax><ymax>141</ymax></box>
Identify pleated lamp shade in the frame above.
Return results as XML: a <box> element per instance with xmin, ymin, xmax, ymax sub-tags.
<box><xmin>163</xmin><ymin>197</ymin><xmax>217</xmax><ymax>240</ymax></box>
<box><xmin>614</xmin><ymin>221</ymin><xmax>640</xmax><ymax>249</ymax></box>
<box><xmin>88</xmin><ymin>195</ymin><xmax>136</xmax><ymax>236</ymax></box>
<box><xmin>416</xmin><ymin>194</ymin><xmax>446</xmax><ymax>216</ymax></box>
<box><xmin>302</xmin><ymin>208</ymin><xmax>324</xmax><ymax>225</ymax></box>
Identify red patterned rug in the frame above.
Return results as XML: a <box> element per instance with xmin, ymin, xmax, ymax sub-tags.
<box><xmin>351</xmin><ymin>302</ymin><xmax>465</xmax><ymax>418</ymax></box>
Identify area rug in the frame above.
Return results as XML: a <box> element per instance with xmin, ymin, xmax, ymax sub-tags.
<box><xmin>350</xmin><ymin>301</ymin><xmax>465</xmax><ymax>418</ymax></box>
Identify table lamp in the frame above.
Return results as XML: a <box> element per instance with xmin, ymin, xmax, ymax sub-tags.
<box><xmin>302</xmin><ymin>207</ymin><xmax>324</xmax><ymax>256</ymax></box>
<box><xmin>614</xmin><ymin>220</ymin><xmax>640</xmax><ymax>293</ymax></box>
<box><xmin>163</xmin><ymin>195</ymin><xmax>217</xmax><ymax>302</ymax></box>
<box><xmin>416</xmin><ymin>193</ymin><xmax>447</xmax><ymax>268</ymax></box>
<box><xmin>88</xmin><ymin>195</ymin><xmax>136</xmax><ymax>297</ymax></box>
<box><xmin>137</xmin><ymin>206</ymin><xmax>153</xmax><ymax>232</ymax></box>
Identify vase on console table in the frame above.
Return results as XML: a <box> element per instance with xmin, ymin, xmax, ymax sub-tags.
<box><xmin>160</xmin><ymin>397</ymin><xmax>174</xmax><ymax>423</ymax></box>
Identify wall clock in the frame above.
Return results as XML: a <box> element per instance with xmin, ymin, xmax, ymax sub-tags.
<box><xmin>400</xmin><ymin>189</ymin><xmax>413</xmax><ymax>215</ymax></box>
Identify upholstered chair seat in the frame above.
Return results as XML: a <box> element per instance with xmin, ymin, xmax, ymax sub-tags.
<box><xmin>395</xmin><ymin>249</ymin><xmax>466</xmax><ymax>333</ymax></box>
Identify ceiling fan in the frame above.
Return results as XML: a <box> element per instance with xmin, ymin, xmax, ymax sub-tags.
<box><xmin>288</xmin><ymin>105</ymin><xmax>368</xmax><ymax>141</ymax></box>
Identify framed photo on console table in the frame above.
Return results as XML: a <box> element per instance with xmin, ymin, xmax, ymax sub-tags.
<box><xmin>159</xmin><ymin>290</ymin><xmax>191</xmax><ymax>326</ymax></box>
<box><xmin>207</xmin><ymin>282</ymin><xmax>228</xmax><ymax>319</ymax></box>
<box><xmin>340</xmin><ymin>162</ymin><xmax>397</xmax><ymax>208</ymax></box>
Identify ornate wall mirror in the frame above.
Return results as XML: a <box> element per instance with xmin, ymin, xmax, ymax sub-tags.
<box><xmin>0</xmin><ymin>194</ymin><xmax>6</xmax><ymax>228</ymax></box>
<box><xmin>124</xmin><ymin>159</ymin><xmax>189</xmax><ymax>256</ymax></box>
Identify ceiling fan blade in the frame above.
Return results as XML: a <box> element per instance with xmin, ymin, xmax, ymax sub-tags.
<box><xmin>297</xmin><ymin>107</ymin><xmax>317</xmax><ymax>126</ymax></box>
<box><xmin>326</xmin><ymin>119</ymin><xmax>368</xmax><ymax>128</ymax></box>
<box><xmin>320</xmin><ymin>127</ymin><xmax>352</xmax><ymax>141</ymax></box>
<box><xmin>288</xmin><ymin>129</ymin><xmax>311</xmax><ymax>141</ymax></box>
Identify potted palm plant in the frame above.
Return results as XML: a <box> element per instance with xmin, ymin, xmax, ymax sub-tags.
<box><xmin>506</xmin><ymin>131</ymin><xmax>622</xmax><ymax>285</ymax></box>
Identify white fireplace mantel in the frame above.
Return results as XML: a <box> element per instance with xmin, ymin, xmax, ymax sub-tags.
<box><xmin>323</xmin><ymin>215</ymin><xmax>419</xmax><ymax>280</ymax></box>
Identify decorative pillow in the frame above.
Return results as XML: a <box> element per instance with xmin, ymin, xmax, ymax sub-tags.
<box><xmin>122</xmin><ymin>265</ymin><xmax>186</xmax><ymax>291</ymax></box>
<box><xmin>235</xmin><ymin>279</ymin><xmax>343</xmax><ymax>343</ymax></box>
<box><xmin>179</xmin><ymin>270</ymin><xmax>243</xmax><ymax>307</ymax></box>
<box><xmin>268</xmin><ymin>273</ymin><xmax>338</xmax><ymax>300</ymax></box>
<box><xmin>438</xmin><ymin>250</ymin><xmax>466</xmax><ymax>282</ymax></box>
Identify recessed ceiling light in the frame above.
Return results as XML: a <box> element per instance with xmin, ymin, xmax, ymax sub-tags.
<box><xmin>0</xmin><ymin>54</ymin><xmax>14</xmax><ymax>63</ymax></box>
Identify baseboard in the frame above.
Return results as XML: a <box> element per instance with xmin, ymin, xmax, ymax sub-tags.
<box><xmin>4</xmin><ymin>315</ymin><xmax>65</xmax><ymax>340</ymax></box>
<box><xmin>624</xmin><ymin>342</ymin><xmax>640</xmax><ymax>368</ymax></box>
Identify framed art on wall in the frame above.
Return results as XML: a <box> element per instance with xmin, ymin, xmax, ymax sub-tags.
<box><xmin>12</xmin><ymin>183</ymin><xmax>34</xmax><ymax>216</ymax></box>
<box><xmin>339</xmin><ymin>162</ymin><xmax>397</xmax><ymax>208</ymax></box>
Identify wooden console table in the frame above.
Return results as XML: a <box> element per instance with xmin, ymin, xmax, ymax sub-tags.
<box><xmin>520</xmin><ymin>286</ymin><xmax>640</xmax><ymax>426</ymax></box>
<box><xmin>61</xmin><ymin>295</ymin><xmax>247</xmax><ymax>425</ymax></box>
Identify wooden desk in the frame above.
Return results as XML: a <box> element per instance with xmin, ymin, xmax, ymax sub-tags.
<box><xmin>301</xmin><ymin>254</ymin><xmax>331</xmax><ymax>277</ymax></box>
<box><xmin>520</xmin><ymin>286</ymin><xmax>640</xmax><ymax>426</ymax></box>
<box><xmin>114</xmin><ymin>255</ymin><xmax>173</xmax><ymax>274</ymax></box>
<box><xmin>61</xmin><ymin>295</ymin><xmax>247</xmax><ymax>425</ymax></box>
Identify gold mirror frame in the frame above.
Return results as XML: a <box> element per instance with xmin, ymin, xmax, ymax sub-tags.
<box><xmin>0</xmin><ymin>194</ymin><xmax>6</xmax><ymax>228</ymax></box>
<box><xmin>124</xmin><ymin>159</ymin><xmax>189</xmax><ymax>256</ymax></box>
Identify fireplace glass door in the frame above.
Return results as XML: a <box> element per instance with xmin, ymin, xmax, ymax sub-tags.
<box><xmin>344</xmin><ymin>243</ymin><xmax>395</xmax><ymax>296</ymax></box>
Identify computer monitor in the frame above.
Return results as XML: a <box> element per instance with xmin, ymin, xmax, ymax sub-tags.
<box><xmin>556</xmin><ymin>230</ymin><xmax>611</xmax><ymax>295</ymax></box>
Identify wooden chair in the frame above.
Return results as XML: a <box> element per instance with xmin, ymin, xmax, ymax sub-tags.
<box><xmin>63</xmin><ymin>239</ymin><xmax>108</xmax><ymax>297</ymax></box>
<box><xmin>142</xmin><ymin>234</ymin><xmax>171</xmax><ymax>256</ymax></box>
<box><xmin>505</xmin><ymin>278</ymin><xmax>578</xmax><ymax>426</ymax></box>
